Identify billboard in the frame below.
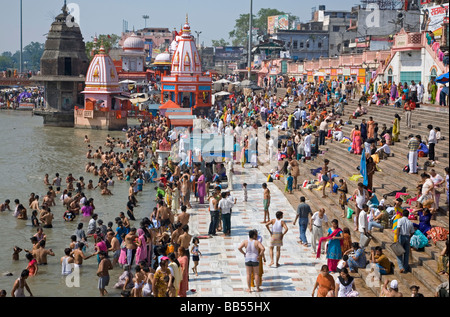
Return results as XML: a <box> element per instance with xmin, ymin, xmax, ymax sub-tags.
<box><xmin>267</xmin><ymin>15</ymin><xmax>290</xmax><ymax>34</ymax></box>
<box><xmin>421</xmin><ymin>4</ymin><xmax>449</xmax><ymax>37</ymax></box>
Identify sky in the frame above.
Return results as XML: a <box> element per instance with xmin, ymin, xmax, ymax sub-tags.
<box><xmin>0</xmin><ymin>0</ymin><xmax>361</xmax><ymax>53</ymax></box>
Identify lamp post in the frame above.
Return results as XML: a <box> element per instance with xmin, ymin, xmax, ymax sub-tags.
<box><xmin>195</xmin><ymin>31</ymin><xmax>202</xmax><ymax>49</ymax></box>
<box><xmin>143</xmin><ymin>15</ymin><xmax>149</xmax><ymax>28</ymax></box>
<box><xmin>247</xmin><ymin>0</ymin><xmax>253</xmax><ymax>80</ymax></box>
<box><xmin>20</xmin><ymin>0</ymin><xmax>23</xmax><ymax>74</ymax></box>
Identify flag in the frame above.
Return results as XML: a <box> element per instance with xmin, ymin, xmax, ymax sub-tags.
<box><xmin>360</xmin><ymin>152</ymin><xmax>368</xmax><ymax>186</ymax></box>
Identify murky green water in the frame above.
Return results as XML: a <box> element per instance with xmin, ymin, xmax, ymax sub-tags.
<box><xmin>0</xmin><ymin>110</ymin><xmax>155</xmax><ymax>297</ymax></box>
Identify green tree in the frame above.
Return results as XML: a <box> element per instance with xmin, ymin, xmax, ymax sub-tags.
<box><xmin>85</xmin><ymin>34</ymin><xmax>120</xmax><ymax>60</ymax></box>
<box><xmin>0</xmin><ymin>42</ymin><xmax>44</xmax><ymax>72</ymax></box>
<box><xmin>211</xmin><ymin>38</ymin><xmax>230</xmax><ymax>47</ymax></box>
<box><xmin>23</xmin><ymin>42</ymin><xmax>45</xmax><ymax>71</ymax></box>
<box><xmin>228</xmin><ymin>8</ymin><xmax>297</xmax><ymax>46</ymax></box>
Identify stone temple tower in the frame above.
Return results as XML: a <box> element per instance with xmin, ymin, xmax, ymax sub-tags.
<box><xmin>32</xmin><ymin>1</ymin><xmax>89</xmax><ymax>127</ymax></box>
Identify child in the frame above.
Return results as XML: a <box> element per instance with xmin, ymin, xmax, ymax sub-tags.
<box><xmin>286</xmin><ymin>173</ymin><xmax>294</xmax><ymax>194</ymax></box>
<box><xmin>191</xmin><ymin>237</ymin><xmax>202</xmax><ymax>276</ymax></box>
<box><xmin>337</xmin><ymin>254</ymin><xmax>349</xmax><ymax>273</ymax></box>
<box><xmin>87</xmin><ymin>180</ymin><xmax>94</xmax><ymax>190</ymax></box>
<box><xmin>243</xmin><ymin>183</ymin><xmax>248</xmax><ymax>202</ymax></box>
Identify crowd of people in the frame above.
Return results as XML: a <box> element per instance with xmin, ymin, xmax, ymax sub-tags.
<box><xmin>0</xmin><ymin>72</ymin><xmax>448</xmax><ymax>298</ymax></box>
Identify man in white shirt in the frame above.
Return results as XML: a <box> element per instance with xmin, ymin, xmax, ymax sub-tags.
<box><xmin>218</xmin><ymin>192</ymin><xmax>235</xmax><ymax>236</ymax></box>
<box><xmin>304</xmin><ymin>132</ymin><xmax>312</xmax><ymax>159</ymax></box>
<box><xmin>430</xmin><ymin>169</ymin><xmax>444</xmax><ymax>210</ymax></box>
<box><xmin>396</xmin><ymin>209</ymin><xmax>415</xmax><ymax>273</ymax></box>
<box><xmin>376</xmin><ymin>139</ymin><xmax>391</xmax><ymax>160</ymax></box>
<box><xmin>427</xmin><ymin>125</ymin><xmax>437</xmax><ymax>163</ymax></box>
<box><xmin>319</xmin><ymin>119</ymin><xmax>329</xmax><ymax>146</ymax></box>
<box><xmin>309</xmin><ymin>208</ymin><xmax>329</xmax><ymax>254</ymax></box>
<box><xmin>358</xmin><ymin>204</ymin><xmax>369</xmax><ymax>242</ymax></box>
<box><xmin>417</xmin><ymin>81</ymin><xmax>424</xmax><ymax>103</ymax></box>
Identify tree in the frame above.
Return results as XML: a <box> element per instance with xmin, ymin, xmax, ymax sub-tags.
<box><xmin>0</xmin><ymin>42</ymin><xmax>44</xmax><ymax>72</ymax></box>
<box><xmin>211</xmin><ymin>38</ymin><xmax>230</xmax><ymax>47</ymax></box>
<box><xmin>23</xmin><ymin>42</ymin><xmax>45</xmax><ymax>71</ymax></box>
<box><xmin>85</xmin><ymin>34</ymin><xmax>120</xmax><ymax>60</ymax></box>
<box><xmin>228</xmin><ymin>8</ymin><xmax>297</xmax><ymax>46</ymax></box>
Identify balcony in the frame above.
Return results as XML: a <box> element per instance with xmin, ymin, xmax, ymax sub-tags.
<box><xmin>392</xmin><ymin>30</ymin><xmax>423</xmax><ymax>51</ymax></box>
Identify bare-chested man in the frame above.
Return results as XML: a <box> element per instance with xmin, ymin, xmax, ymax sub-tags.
<box><xmin>177</xmin><ymin>224</ymin><xmax>192</xmax><ymax>267</ymax></box>
<box><xmin>177</xmin><ymin>205</ymin><xmax>190</xmax><ymax>227</ymax></box>
<box><xmin>157</xmin><ymin>200</ymin><xmax>173</xmax><ymax>233</ymax></box>
<box><xmin>70</xmin><ymin>242</ymin><xmax>93</xmax><ymax>268</ymax></box>
<box><xmin>125</xmin><ymin>228</ymin><xmax>138</xmax><ymax>265</ymax></box>
<box><xmin>262</xmin><ymin>183</ymin><xmax>271</xmax><ymax>224</ymax></box>
<box><xmin>107</xmin><ymin>231</ymin><xmax>121</xmax><ymax>266</ymax></box>
<box><xmin>39</xmin><ymin>208</ymin><xmax>54</xmax><ymax>228</ymax></box>
<box><xmin>97</xmin><ymin>251</ymin><xmax>113</xmax><ymax>296</ymax></box>
<box><xmin>32</xmin><ymin>240</ymin><xmax>55</xmax><ymax>265</ymax></box>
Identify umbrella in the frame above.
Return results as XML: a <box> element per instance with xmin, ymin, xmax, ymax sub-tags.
<box><xmin>435</xmin><ymin>72</ymin><xmax>449</xmax><ymax>84</ymax></box>
<box><xmin>214</xmin><ymin>91</ymin><xmax>231</xmax><ymax>97</ymax></box>
<box><xmin>119</xmin><ymin>79</ymin><xmax>137</xmax><ymax>84</ymax></box>
<box><xmin>214</xmin><ymin>78</ymin><xmax>231</xmax><ymax>84</ymax></box>
<box><xmin>313</xmin><ymin>72</ymin><xmax>326</xmax><ymax>77</ymax></box>
<box><xmin>240</xmin><ymin>79</ymin><xmax>252</xmax><ymax>87</ymax></box>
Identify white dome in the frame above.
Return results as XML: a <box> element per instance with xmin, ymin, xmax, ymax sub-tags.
<box><xmin>123</xmin><ymin>33</ymin><xmax>145</xmax><ymax>51</ymax></box>
<box><xmin>154</xmin><ymin>52</ymin><xmax>171</xmax><ymax>64</ymax></box>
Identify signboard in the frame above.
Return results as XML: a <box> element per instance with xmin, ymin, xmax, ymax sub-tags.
<box><xmin>267</xmin><ymin>15</ymin><xmax>290</xmax><ymax>34</ymax></box>
<box><xmin>178</xmin><ymin>86</ymin><xmax>197</xmax><ymax>92</ymax></box>
<box><xmin>145</xmin><ymin>41</ymin><xmax>153</xmax><ymax>62</ymax></box>
<box><xmin>83</xmin><ymin>110</ymin><xmax>94</xmax><ymax>118</ymax></box>
<box><xmin>421</xmin><ymin>4</ymin><xmax>449</xmax><ymax>36</ymax></box>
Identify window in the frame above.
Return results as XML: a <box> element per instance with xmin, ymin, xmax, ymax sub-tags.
<box><xmin>318</xmin><ymin>42</ymin><xmax>322</xmax><ymax>48</ymax></box>
<box><xmin>300</xmin><ymin>42</ymin><xmax>304</xmax><ymax>48</ymax></box>
<box><xmin>333</xmin><ymin>26</ymin><xmax>340</xmax><ymax>32</ymax></box>
<box><xmin>400</xmin><ymin>71</ymin><xmax>422</xmax><ymax>84</ymax></box>
<box><xmin>293</xmin><ymin>40</ymin><xmax>298</xmax><ymax>49</ymax></box>
<box><xmin>64</xmin><ymin>57</ymin><xmax>72</xmax><ymax>76</ymax></box>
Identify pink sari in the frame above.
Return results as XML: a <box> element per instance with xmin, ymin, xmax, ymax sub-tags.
<box><xmin>135</xmin><ymin>229</ymin><xmax>147</xmax><ymax>265</ymax></box>
<box><xmin>178</xmin><ymin>255</ymin><xmax>189</xmax><ymax>297</ymax></box>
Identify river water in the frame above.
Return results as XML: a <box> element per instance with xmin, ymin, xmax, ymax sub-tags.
<box><xmin>0</xmin><ymin>110</ymin><xmax>156</xmax><ymax>297</ymax></box>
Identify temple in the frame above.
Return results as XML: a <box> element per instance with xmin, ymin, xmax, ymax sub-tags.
<box><xmin>160</xmin><ymin>15</ymin><xmax>212</xmax><ymax>126</ymax></box>
<box><xmin>32</xmin><ymin>1</ymin><xmax>89</xmax><ymax>127</ymax></box>
<box><xmin>74</xmin><ymin>45</ymin><xmax>130</xmax><ymax>130</ymax></box>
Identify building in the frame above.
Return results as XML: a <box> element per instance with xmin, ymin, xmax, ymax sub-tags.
<box><xmin>348</xmin><ymin>1</ymin><xmax>421</xmax><ymax>51</ymax></box>
<box><xmin>159</xmin><ymin>16</ymin><xmax>213</xmax><ymax>123</ymax></box>
<box><xmin>313</xmin><ymin>6</ymin><xmax>358</xmax><ymax>56</ymax></box>
<box><xmin>119</xmin><ymin>27</ymin><xmax>174</xmax><ymax>64</ymax></box>
<box><xmin>32</xmin><ymin>2</ymin><xmax>89</xmax><ymax>127</ymax></box>
<box><xmin>214</xmin><ymin>46</ymin><xmax>245</xmax><ymax>74</ymax></box>
<box><xmin>271</xmin><ymin>29</ymin><xmax>330</xmax><ymax>61</ymax></box>
<box><xmin>374</xmin><ymin>28</ymin><xmax>448</xmax><ymax>102</ymax></box>
<box><xmin>74</xmin><ymin>45</ymin><xmax>129</xmax><ymax>130</ymax></box>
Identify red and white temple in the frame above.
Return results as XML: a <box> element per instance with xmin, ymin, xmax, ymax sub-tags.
<box><xmin>75</xmin><ymin>45</ymin><xmax>130</xmax><ymax>130</ymax></box>
<box><xmin>160</xmin><ymin>15</ymin><xmax>212</xmax><ymax>126</ymax></box>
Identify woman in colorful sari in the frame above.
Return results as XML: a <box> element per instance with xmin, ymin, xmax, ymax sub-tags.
<box><xmin>367</xmin><ymin>117</ymin><xmax>375</xmax><ymax>139</ymax></box>
<box><xmin>152</xmin><ymin>257</ymin><xmax>173</xmax><ymax>297</ymax></box>
<box><xmin>392</xmin><ymin>114</ymin><xmax>401</xmax><ymax>142</ymax></box>
<box><xmin>177</xmin><ymin>247</ymin><xmax>189</xmax><ymax>297</ymax></box>
<box><xmin>312</xmin><ymin>264</ymin><xmax>335</xmax><ymax>297</ymax></box>
<box><xmin>149</xmin><ymin>165</ymin><xmax>157</xmax><ymax>183</ymax></box>
<box><xmin>135</xmin><ymin>228</ymin><xmax>147</xmax><ymax>266</ymax></box>
<box><xmin>317</xmin><ymin>219</ymin><xmax>343</xmax><ymax>272</ymax></box>
<box><xmin>196</xmin><ymin>170</ymin><xmax>206</xmax><ymax>204</ymax></box>
<box><xmin>351</xmin><ymin>125</ymin><xmax>362</xmax><ymax>155</ymax></box>
<box><xmin>430</xmin><ymin>80</ymin><xmax>437</xmax><ymax>104</ymax></box>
